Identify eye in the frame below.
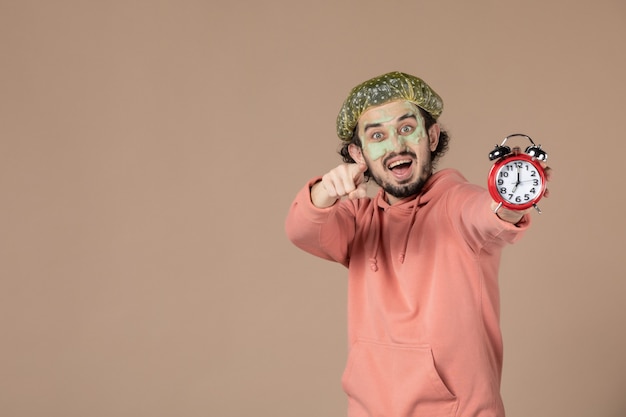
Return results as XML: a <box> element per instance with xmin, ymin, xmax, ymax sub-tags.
<box><xmin>399</xmin><ymin>125</ymin><xmax>414</xmax><ymax>135</ymax></box>
<box><xmin>371</xmin><ymin>132</ymin><xmax>384</xmax><ymax>141</ymax></box>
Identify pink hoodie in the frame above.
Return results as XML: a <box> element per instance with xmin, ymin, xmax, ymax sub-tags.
<box><xmin>285</xmin><ymin>169</ymin><xmax>530</xmax><ymax>417</ymax></box>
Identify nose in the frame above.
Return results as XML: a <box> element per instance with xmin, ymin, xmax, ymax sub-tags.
<box><xmin>392</xmin><ymin>132</ymin><xmax>407</xmax><ymax>151</ymax></box>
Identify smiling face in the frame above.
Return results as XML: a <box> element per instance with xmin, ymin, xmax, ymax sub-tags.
<box><xmin>348</xmin><ymin>100</ymin><xmax>440</xmax><ymax>204</ymax></box>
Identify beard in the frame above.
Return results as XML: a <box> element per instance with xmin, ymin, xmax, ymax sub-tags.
<box><xmin>367</xmin><ymin>152</ymin><xmax>433</xmax><ymax>199</ymax></box>
<box><xmin>371</xmin><ymin>173</ymin><xmax>429</xmax><ymax>199</ymax></box>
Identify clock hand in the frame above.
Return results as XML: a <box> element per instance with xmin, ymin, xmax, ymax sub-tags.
<box><xmin>511</xmin><ymin>165</ymin><xmax>521</xmax><ymax>192</ymax></box>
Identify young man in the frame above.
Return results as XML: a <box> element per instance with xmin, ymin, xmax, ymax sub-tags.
<box><xmin>285</xmin><ymin>72</ymin><xmax>550</xmax><ymax>416</ymax></box>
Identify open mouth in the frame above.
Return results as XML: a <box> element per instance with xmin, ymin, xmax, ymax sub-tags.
<box><xmin>387</xmin><ymin>158</ymin><xmax>413</xmax><ymax>179</ymax></box>
<box><xmin>388</xmin><ymin>159</ymin><xmax>412</xmax><ymax>170</ymax></box>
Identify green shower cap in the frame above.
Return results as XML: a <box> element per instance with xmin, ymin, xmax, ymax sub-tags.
<box><xmin>336</xmin><ymin>71</ymin><xmax>443</xmax><ymax>141</ymax></box>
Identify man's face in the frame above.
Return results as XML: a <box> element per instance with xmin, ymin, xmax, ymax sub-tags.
<box><xmin>349</xmin><ymin>100</ymin><xmax>440</xmax><ymax>204</ymax></box>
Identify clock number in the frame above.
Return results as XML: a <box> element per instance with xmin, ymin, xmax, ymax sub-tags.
<box><xmin>490</xmin><ymin>155</ymin><xmax>545</xmax><ymax>209</ymax></box>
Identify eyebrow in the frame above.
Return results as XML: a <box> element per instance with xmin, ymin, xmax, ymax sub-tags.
<box><xmin>398</xmin><ymin>113</ymin><xmax>418</xmax><ymax>123</ymax></box>
<box><xmin>363</xmin><ymin>113</ymin><xmax>417</xmax><ymax>133</ymax></box>
<box><xmin>363</xmin><ymin>122</ymin><xmax>383</xmax><ymax>134</ymax></box>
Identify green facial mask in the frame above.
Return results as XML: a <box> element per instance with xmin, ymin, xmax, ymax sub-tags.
<box><xmin>360</xmin><ymin>103</ymin><xmax>428</xmax><ymax>161</ymax></box>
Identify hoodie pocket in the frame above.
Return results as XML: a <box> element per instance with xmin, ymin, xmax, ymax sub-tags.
<box><xmin>342</xmin><ymin>340</ymin><xmax>458</xmax><ymax>417</ymax></box>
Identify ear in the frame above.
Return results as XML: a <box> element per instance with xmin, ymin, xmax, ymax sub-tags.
<box><xmin>348</xmin><ymin>143</ymin><xmax>365</xmax><ymax>164</ymax></box>
<box><xmin>428</xmin><ymin>123</ymin><xmax>440</xmax><ymax>152</ymax></box>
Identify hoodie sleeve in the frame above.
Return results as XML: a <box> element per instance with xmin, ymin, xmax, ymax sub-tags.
<box><xmin>285</xmin><ymin>178</ymin><xmax>357</xmax><ymax>267</ymax></box>
<box><xmin>448</xmin><ymin>182</ymin><xmax>531</xmax><ymax>254</ymax></box>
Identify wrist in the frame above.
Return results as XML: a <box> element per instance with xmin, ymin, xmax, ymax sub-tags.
<box><xmin>491</xmin><ymin>201</ymin><xmax>526</xmax><ymax>225</ymax></box>
<box><xmin>495</xmin><ymin>210</ymin><xmax>524</xmax><ymax>225</ymax></box>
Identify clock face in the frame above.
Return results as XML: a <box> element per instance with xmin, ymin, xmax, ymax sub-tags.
<box><xmin>488</xmin><ymin>155</ymin><xmax>545</xmax><ymax>210</ymax></box>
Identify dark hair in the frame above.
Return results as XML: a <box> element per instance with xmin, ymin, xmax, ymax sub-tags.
<box><xmin>338</xmin><ymin>107</ymin><xmax>450</xmax><ymax>174</ymax></box>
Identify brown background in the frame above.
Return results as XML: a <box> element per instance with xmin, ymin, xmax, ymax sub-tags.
<box><xmin>1</xmin><ymin>1</ymin><xmax>625</xmax><ymax>416</ymax></box>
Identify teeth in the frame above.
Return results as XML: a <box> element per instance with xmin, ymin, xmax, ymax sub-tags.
<box><xmin>389</xmin><ymin>159</ymin><xmax>411</xmax><ymax>169</ymax></box>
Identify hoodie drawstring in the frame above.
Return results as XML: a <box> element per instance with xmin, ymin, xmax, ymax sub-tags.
<box><xmin>369</xmin><ymin>209</ymin><xmax>381</xmax><ymax>272</ymax></box>
<box><xmin>369</xmin><ymin>194</ymin><xmax>421</xmax><ymax>271</ymax></box>
<box><xmin>398</xmin><ymin>195</ymin><xmax>420</xmax><ymax>264</ymax></box>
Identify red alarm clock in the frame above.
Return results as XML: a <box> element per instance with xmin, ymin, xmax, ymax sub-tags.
<box><xmin>487</xmin><ymin>134</ymin><xmax>548</xmax><ymax>213</ymax></box>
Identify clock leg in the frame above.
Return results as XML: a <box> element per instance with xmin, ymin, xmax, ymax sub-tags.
<box><xmin>492</xmin><ymin>202</ymin><xmax>503</xmax><ymax>214</ymax></box>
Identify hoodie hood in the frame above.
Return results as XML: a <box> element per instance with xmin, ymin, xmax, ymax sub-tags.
<box><xmin>367</xmin><ymin>169</ymin><xmax>466</xmax><ymax>271</ymax></box>
<box><xmin>375</xmin><ymin>169</ymin><xmax>465</xmax><ymax>211</ymax></box>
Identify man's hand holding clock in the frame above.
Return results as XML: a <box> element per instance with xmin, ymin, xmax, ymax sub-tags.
<box><xmin>487</xmin><ymin>134</ymin><xmax>553</xmax><ymax>225</ymax></box>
